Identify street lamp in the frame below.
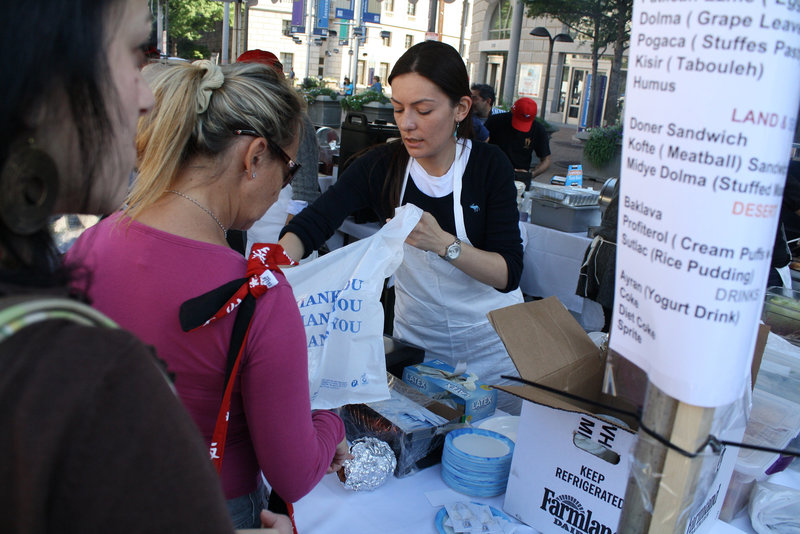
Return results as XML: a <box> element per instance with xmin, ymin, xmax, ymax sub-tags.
<box><xmin>529</xmin><ymin>27</ymin><xmax>573</xmax><ymax>119</ymax></box>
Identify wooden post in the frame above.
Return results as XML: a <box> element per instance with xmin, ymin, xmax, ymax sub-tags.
<box><xmin>618</xmin><ymin>383</ymin><xmax>715</xmax><ymax>533</ymax></box>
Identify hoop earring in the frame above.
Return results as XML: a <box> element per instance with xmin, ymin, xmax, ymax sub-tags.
<box><xmin>0</xmin><ymin>139</ymin><xmax>59</xmax><ymax>235</ymax></box>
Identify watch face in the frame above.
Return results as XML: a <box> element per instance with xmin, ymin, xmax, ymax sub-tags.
<box><xmin>446</xmin><ymin>242</ymin><xmax>461</xmax><ymax>260</ymax></box>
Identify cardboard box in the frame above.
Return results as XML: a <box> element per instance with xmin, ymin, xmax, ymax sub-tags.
<box><xmin>402</xmin><ymin>359</ymin><xmax>497</xmax><ymax>422</ymax></box>
<box><xmin>487</xmin><ymin>297</ymin><xmax>745</xmax><ymax>534</ymax></box>
<box><xmin>338</xmin><ymin>374</ymin><xmax>463</xmax><ymax>478</ymax></box>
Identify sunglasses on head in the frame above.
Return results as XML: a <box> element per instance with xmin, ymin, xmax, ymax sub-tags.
<box><xmin>232</xmin><ymin>129</ymin><xmax>301</xmax><ymax>187</ymax></box>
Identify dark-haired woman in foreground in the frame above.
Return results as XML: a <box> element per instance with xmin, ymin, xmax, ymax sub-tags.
<box><xmin>280</xmin><ymin>41</ymin><xmax>525</xmax><ymax>414</ymax></box>
<box><xmin>0</xmin><ymin>0</ymin><xmax>270</xmax><ymax>532</ymax></box>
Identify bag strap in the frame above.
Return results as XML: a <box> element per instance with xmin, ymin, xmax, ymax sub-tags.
<box><xmin>0</xmin><ymin>295</ymin><xmax>117</xmax><ymax>342</ymax></box>
<box><xmin>207</xmin><ymin>292</ymin><xmax>256</xmax><ymax>473</ymax></box>
<box><xmin>178</xmin><ymin>243</ymin><xmax>296</xmax><ymax>474</ymax></box>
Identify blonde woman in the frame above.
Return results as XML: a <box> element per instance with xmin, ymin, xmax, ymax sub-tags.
<box><xmin>68</xmin><ymin>61</ymin><xmax>348</xmax><ymax>529</ymax></box>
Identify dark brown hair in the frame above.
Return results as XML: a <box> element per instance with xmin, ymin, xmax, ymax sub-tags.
<box><xmin>381</xmin><ymin>40</ymin><xmax>473</xmax><ymax>216</ymax></box>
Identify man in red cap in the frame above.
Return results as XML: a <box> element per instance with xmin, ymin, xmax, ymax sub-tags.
<box><xmin>485</xmin><ymin>97</ymin><xmax>551</xmax><ymax>188</ymax></box>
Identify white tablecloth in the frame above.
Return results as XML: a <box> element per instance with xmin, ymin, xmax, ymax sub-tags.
<box><xmin>293</xmin><ymin>463</ymin><xmax>532</xmax><ymax>534</ymax></box>
<box><xmin>291</xmin><ymin>458</ymin><xmax>780</xmax><ymax>533</ymax></box>
<box><xmin>520</xmin><ymin>222</ymin><xmax>605</xmax><ymax>331</ymax></box>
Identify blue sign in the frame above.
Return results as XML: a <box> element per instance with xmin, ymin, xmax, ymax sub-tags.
<box><xmin>291</xmin><ymin>0</ymin><xmax>305</xmax><ymax>33</ymax></box>
<box><xmin>579</xmin><ymin>73</ymin><xmax>608</xmax><ymax>130</ymax></box>
<box><xmin>579</xmin><ymin>74</ymin><xmax>592</xmax><ymax>131</ymax></box>
<box><xmin>362</xmin><ymin>0</ymin><xmax>380</xmax><ymax>24</ymax></box>
<box><xmin>316</xmin><ymin>0</ymin><xmax>330</xmax><ymax>29</ymax></box>
<box><xmin>334</xmin><ymin>0</ymin><xmax>354</xmax><ymax>19</ymax></box>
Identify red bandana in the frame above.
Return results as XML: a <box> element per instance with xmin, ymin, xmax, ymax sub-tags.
<box><xmin>191</xmin><ymin>243</ymin><xmax>297</xmax><ymax>331</ymax></box>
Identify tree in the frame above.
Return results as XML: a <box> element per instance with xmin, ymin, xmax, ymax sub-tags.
<box><xmin>166</xmin><ymin>0</ymin><xmax>224</xmax><ymax>59</ymax></box>
<box><xmin>520</xmin><ymin>0</ymin><xmax>631</xmax><ymax>128</ymax></box>
<box><xmin>602</xmin><ymin>0</ymin><xmax>632</xmax><ymax>125</ymax></box>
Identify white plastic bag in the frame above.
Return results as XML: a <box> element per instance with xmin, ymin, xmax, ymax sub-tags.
<box><xmin>749</xmin><ymin>480</ymin><xmax>800</xmax><ymax>533</ymax></box>
<box><xmin>284</xmin><ymin>204</ymin><xmax>423</xmax><ymax>409</ymax></box>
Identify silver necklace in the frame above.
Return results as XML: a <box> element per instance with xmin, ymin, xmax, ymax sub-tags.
<box><xmin>166</xmin><ymin>190</ymin><xmax>228</xmax><ymax>238</ymax></box>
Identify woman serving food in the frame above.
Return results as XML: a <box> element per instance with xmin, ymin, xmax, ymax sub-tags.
<box><xmin>280</xmin><ymin>41</ymin><xmax>524</xmax><ymax>414</ymax></box>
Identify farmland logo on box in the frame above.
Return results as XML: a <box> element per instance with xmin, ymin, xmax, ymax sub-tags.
<box><xmin>540</xmin><ymin>488</ymin><xmax>616</xmax><ymax>534</ymax></box>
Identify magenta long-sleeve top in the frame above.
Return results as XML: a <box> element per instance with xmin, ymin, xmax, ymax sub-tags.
<box><xmin>67</xmin><ymin>213</ymin><xmax>344</xmax><ymax>502</ymax></box>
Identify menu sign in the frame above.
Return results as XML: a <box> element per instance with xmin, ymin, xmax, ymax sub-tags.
<box><xmin>610</xmin><ymin>0</ymin><xmax>800</xmax><ymax>406</ymax></box>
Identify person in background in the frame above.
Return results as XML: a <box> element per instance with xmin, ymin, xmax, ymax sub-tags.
<box><xmin>280</xmin><ymin>41</ymin><xmax>525</xmax><ymax>414</ymax></box>
<box><xmin>0</xmin><ymin>0</ymin><xmax>277</xmax><ymax>532</ymax></box>
<box><xmin>237</xmin><ymin>50</ymin><xmax>322</xmax><ymax>257</ymax></box>
<box><xmin>472</xmin><ymin>116</ymin><xmax>490</xmax><ymax>142</ymax></box>
<box><xmin>342</xmin><ymin>76</ymin><xmax>354</xmax><ymax>96</ymax></box>
<box><xmin>768</xmin><ymin>159</ymin><xmax>800</xmax><ymax>288</ymax></box>
<box><xmin>576</xmin><ymin>188</ymin><xmax>619</xmax><ymax>333</ymax></box>
<box><xmin>67</xmin><ymin>60</ymin><xmax>348</xmax><ymax>529</ymax></box>
<box><xmin>370</xmin><ymin>75</ymin><xmax>383</xmax><ymax>93</ymax></box>
<box><xmin>485</xmin><ymin>97</ymin><xmax>552</xmax><ymax>189</ymax></box>
<box><xmin>470</xmin><ymin>83</ymin><xmax>503</xmax><ymax>124</ymax></box>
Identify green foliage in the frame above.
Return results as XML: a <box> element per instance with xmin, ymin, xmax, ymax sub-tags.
<box><xmin>340</xmin><ymin>90</ymin><xmax>390</xmax><ymax>111</ymax></box>
<box><xmin>520</xmin><ymin>0</ymin><xmax>632</xmax><ymax>128</ymax></box>
<box><xmin>583</xmin><ymin>124</ymin><xmax>622</xmax><ymax>167</ymax></box>
<box><xmin>168</xmin><ymin>0</ymin><xmax>223</xmax><ymax>59</ymax></box>
<box><xmin>301</xmin><ymin>77</ymin><xmax>320</xmax><ymax>90</ymax></box>
<box><xmin>535</xmin><ymin>116</ymin><xmax>551</xmax><ymax>131</ymax></box>
<box><xmin>520</xmin><ymin>0</ymin><xmax>617</xmax><ymax>47</ymax></box>
<box><xmin>302</xmin><ymin>87</ymin><xmax>340</xmax><ymax>104</ymax></box>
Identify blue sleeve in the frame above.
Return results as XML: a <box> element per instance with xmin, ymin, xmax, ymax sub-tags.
<box><xmin>472</xmin><ymin>117</ymin><xmax>489</xmax><ymax>142</ymax></box>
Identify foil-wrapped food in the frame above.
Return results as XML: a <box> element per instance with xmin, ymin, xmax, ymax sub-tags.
<box><xmin>338</xmin><ymin>437</ymin><xmax>397</xmax><ymax>491</ymax></box>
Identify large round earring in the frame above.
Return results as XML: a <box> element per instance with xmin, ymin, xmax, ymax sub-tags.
<box><xmin>0</xmin><ymin>139</ymin><xmax>59</xmax><ymax>235</ymax></box>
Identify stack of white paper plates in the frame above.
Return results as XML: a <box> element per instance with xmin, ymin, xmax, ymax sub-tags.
<box><xmin>476</xmin><ymin>415</ymin><xmax>520</xmax><ymax>443</ymax></box>
<box><xmin>441</xmin><ymin>428</ymin><xmax>514</xmax><ymax>497</ymax></box>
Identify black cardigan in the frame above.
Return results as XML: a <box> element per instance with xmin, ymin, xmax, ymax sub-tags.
<box><xmin>283</xmin><ymin>140</ymin><xmax>523</xmax><ymax>292</ymax></box>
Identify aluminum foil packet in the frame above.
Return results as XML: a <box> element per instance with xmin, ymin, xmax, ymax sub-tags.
<box><xmin>338</xmin><ymin>437</ymin><xmax>397</xmax><ymax>491</ymax></box>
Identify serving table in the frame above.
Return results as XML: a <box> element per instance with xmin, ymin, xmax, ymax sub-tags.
<box><xmin>291</xmin><ymin>449</ymin><xmax>791</xmax><ymax>533</ymax></box>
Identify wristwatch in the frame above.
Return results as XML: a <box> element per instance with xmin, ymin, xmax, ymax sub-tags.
<box><xmin>440</xmin><ymin>237</ymin><xmax>462</xmax><ymax>261</ymax></box>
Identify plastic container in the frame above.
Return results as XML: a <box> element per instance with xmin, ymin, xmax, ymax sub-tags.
<box><xmin>762</xmin><ymin>287</ymin><xmax>800</xmax><ymax>346</ymax></box>
<box><xmin>720</xmin><ymin>389</ymin><xmax>800</xmax><ymax>520</ymax></box>
<box><xmin>527</xmin><ymin>183</ymin><xmax>599</xmax><ymax>206</ymax></box>
<box><xmin>530</xmin><ymin>198</ymin><xmax>601</xmax><ymax>233</ymax></box>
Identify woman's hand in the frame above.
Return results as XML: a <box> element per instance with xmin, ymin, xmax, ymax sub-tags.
<box><xmin>326</xmin><ymin>437</ymin><xmax>353</xmax><ymax>474</ymax></box>
<box><xmin>404</xmin><ymin>211</ymin><xmax>452</xmax><ymax>256</ymax></box>
<box><xmin>399</xmin><ymin>211</ymin><xmax>511</xmax><ymax>289</ymax></box>
<box><xmin>259</xmin><ymin>509</ymin><xmax>293</xmax><ymax>534</ymax></box>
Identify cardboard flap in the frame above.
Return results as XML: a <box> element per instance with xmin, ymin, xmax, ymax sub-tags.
<box><xmin>495</xmin><ymin>355</ymin><xmax>605</xmax><ymax>414</ymax></box>
<box><xmin>488</xmin><ymin>297</ymin><xmax>601</xmax><ymax>384</ymax></box>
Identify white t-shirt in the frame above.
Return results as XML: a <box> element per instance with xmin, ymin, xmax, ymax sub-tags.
<box><xmin>408</xmin><ymin>140</ymin><xmax>472</xmax><ymax>198</ymax></box>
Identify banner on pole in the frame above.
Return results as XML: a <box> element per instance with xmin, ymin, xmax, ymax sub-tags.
<box><xmin>291</xmin><ymin>0</ymin><xmax>306</xmax><ymax>34</ymax></box>
<box><xmin>333</xmin><ymin>0</ymin><xmax>354</xmax><ymax>20</ymax></box>
<box><xmin>316</xmin><ymin>0</ymin><xmax>330</xmax><ymax>31</ymax></box>
<box><xmin>362</xmin><ymin>0</ymin><xmax>381</xmax><ymax>24</ymax></box>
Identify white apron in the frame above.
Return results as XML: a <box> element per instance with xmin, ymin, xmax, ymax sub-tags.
<box><xmin>392</xmin><ymin>142</ymin><xmax>524</xmax><ymax>414</ymax></box>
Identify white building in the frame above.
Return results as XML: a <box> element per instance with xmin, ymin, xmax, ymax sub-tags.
<box><xmin>245</xmin><ymin>0</ymin><xmax>473</xmax><ymax>93</ymax></box>
<box><xmin>469</xmin><ymin>0</ymin><xmax>624</xmax><ymax>127</ymax></box>
<box><xmin>240</xmin><ymin>0</ymin><xmax>624</xmax><ymax>126</ymax></box>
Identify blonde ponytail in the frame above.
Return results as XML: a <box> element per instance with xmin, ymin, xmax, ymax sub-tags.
<box><xmin>127</xmin><ymin>60</ymin><xmax>302</xmax><ymax>219</ymax></box>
